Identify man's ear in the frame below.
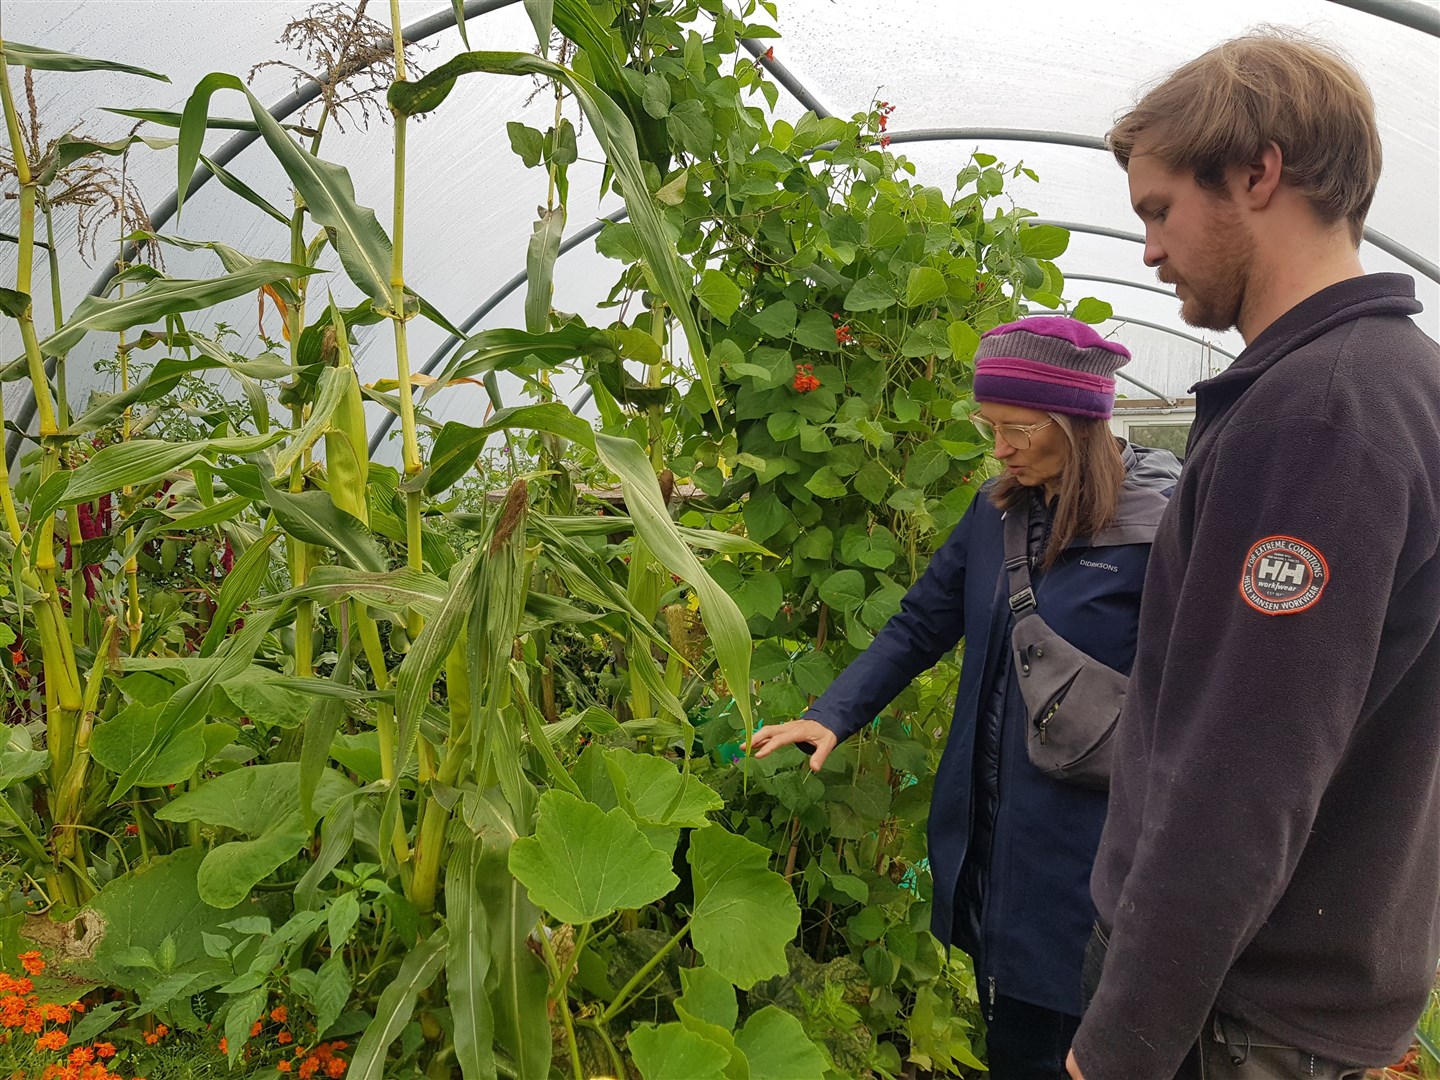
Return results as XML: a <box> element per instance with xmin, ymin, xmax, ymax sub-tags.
<box><xmin>1240</xmin><ymin>141</ymin><xmax>1284</xmax><ymax>210</ymax></box>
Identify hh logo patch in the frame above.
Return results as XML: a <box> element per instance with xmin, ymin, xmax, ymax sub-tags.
<box><xmin>1240</xmin><ymin>536</ymin><xmax>1329</xmax><ymax>615</ymax></box>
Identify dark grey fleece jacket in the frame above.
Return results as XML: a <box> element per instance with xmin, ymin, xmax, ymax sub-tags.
<box><xmin>1074</xmin><ymin>274</ymin><xmax>1440</xmax><ymax>1077</ymax></box>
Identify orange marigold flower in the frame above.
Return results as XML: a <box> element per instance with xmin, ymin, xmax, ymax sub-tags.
<box><xmin>23</xmin><ymin>1008</ymin><xmax>46</xmax><ymax>1033</ymax></box>
<box><xmin>326</xmin><ymin>1059</ymin><xmax>346</xmax><ymax>1078</ymax></box>
<box><xmin>36</xmin><ymin>1028</ymin><xmax>67</xmax><ymax>1050</ymax></box>
<box><xmin>68</xmin><ymin>1001</ymin><xmax>85</xmax><ymax>1014</ymax></box>
<box><xmin>278</xmin><ymin>1064</ymin><xmax>293</xmax><ymax>1074</ymax></box>
<box><xmin>271</xmin><ymin>1005</ymin><xmax>288</xmax><ymax>1024</ymax></box>
<box><xmin>298</xmin><ymin>1059</ymin><xmax>320</xmax><ymax>1079</ymax></box>
<box><xmin>217</xmin><ymin>1037</ymin><xmax>227</xmax><ymax>1054</ymax></box>
<box><xmin>43</xmin><ymin>1003</ymin><xmax>72</xmax><ymax>1024</ymax></box>
<box><xmin>250</xmin><ymin>1020</ymin><xmax>263</xmax><ymax>1037</ymax></box>
<box><xmin>94</xmin><ymin>1042</ymin><xmax>115</xmax><ymax>1059</ymax></box>
<box><xmin>330</xmin><ymin>1042</ymin><xmax>348</xmax><ymax>1051</ymax></box>
<box><xmin>18</xmin><ymin>951</ymin><xmax>45</xmax><ymax>975</ymax></box>
<box><xmin>278</xmin><ymin>1030</ymin><xmax>293</xmax><ymax>1044</ymax></box>
<box><xmin>155</xmin><ymin>1024</ymin><xmax>169</xmax><ymax>1038</ymax></box>
<box><xmin>69</xmin><ymin>1046</ymin><xmax>94</xmax><ymax>1065</ymax></box>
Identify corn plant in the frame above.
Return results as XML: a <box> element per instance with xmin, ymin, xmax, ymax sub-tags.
<box><xmin>0</xmin><ymin>1</ymin><xmax>799</xmax><ymax>1074</ymax></box>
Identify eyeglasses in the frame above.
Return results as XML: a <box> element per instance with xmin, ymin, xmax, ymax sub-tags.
<box><xmin>970</xmin><ymin>414</ymin><xmax>1055</xmax><ymax>450</ymax></box>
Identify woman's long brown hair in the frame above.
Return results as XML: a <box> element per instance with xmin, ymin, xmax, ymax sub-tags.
<box><xmin>988</xmin><ymin>414</ymin><xmax>1126</xmax><ymax>569</ymax></box>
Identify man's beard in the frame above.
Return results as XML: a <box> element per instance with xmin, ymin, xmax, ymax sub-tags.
<box><xmin>1163</xmin><ymin>202</ymin><xmax>1255</xmax><ymax>333</ymax></box>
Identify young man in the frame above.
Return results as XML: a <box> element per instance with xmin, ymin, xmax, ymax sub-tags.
<box><xmin>1067</xmin><ymin>31</ymin><xmax>1440</xmax><ymax>1080</ymax></box>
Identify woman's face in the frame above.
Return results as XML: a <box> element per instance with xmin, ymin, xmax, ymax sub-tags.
<box><xmin>976</xmin><ymin>402</ymin><xmax>1070</xmax><ymax>493</ymax></box>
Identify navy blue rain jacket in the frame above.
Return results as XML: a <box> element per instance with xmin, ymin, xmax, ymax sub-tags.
<box><xmin>808</xmin><ymin>444</ymin><xmax>1180</xmax><ymax>1016</ymax></box>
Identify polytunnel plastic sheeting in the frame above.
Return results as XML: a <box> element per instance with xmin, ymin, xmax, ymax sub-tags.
<box><xmin>1</xmin><ymin>0</ymin><xmax>1437</xmax><ymax>468</ymax></box>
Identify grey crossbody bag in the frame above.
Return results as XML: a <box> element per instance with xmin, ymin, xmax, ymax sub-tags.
<box><xmin>1003</xmin><ymin>509</ymin><xmax>1127</xmax><ymax>790</ymax></box>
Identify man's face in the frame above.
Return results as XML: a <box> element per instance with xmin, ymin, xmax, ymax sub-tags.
<box><xmin>1127</xmin><ymin>152</ymin><xmax>1256</xmax><ymax>332</ymax></box>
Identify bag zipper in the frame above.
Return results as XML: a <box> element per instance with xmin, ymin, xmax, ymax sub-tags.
<box><xmin>1036</xmin><ymin>703</ymin><xmax>1057</xmax><ymax>744</ymax></box>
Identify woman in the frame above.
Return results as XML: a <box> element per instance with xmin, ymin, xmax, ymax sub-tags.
<box><xmin>750</xmin><ymin>316</ymin><xmax>1181</xmax><ymax>1080</ymax></box>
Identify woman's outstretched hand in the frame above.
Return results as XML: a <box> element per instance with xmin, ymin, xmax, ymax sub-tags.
<box><xmin>746</xmin><ymin>719</ymin><xmax>839</xmax><ymax>772</ymax></box>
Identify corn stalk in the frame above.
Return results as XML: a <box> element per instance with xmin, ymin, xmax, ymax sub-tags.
<box><xmin>387</xmin><ymin>0</ymin><xmax>424</xmax><ymax>589</ymax></box>
<box><xmin>0</xmin><ymin>33</ymin><xmax>88</xmax><ymax>907</ymax></box>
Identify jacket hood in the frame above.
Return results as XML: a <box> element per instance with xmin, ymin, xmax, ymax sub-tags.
<box><xmin>1086</xmin><ymin>441</ymin><xmax>1181</xmax><ymax>548</ymax></box>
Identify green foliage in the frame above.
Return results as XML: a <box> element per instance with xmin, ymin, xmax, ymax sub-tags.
<box><xmin>0</xmin><ymin>2</ymin><xmax>1114</xmax><ymax>1076</ymax></box>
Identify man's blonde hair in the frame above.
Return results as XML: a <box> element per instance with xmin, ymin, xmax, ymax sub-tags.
<box><xmin>1108</xmin><ymin>29</ymin><xmax>1381</xmax><ymax>244</ymax></box>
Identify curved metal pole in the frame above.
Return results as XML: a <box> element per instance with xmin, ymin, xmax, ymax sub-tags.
<box><xmin>1065</xmin><ymin>272</ymin><xmax>1176</xmax><ymax>300</ymax></box>
<box><xmin>1034</xmin><ymin>209</ymin><xmax>1437</xmax><ymax>285</ymax></box>
<box><xmin>739</xmin><ymin>37</ymin><xmax>832</xmax><ymax>118</ymax></box>
<box><xmin>1108</xmin><ymin>313</ymin><xmax>1237</xmax><ymax>361</ymax></box>
<box><xmin>6</xmin><ymin>0</ymin><xmax>521</xmax><ymax>468</ymax></box>
<box><xmin>367</xmin><ymin>199</ymin><xmax>1209</xmax><ymax>451</ymax></box>
<box><xmin>887</xmin><ymin>127</ymin><xmax>1106</xmax><ymax>151</ymax></box>
<box><xmin>892</xmin><ymin>131</ymin><xmax>1439</xmax><ymax>284</ymax></box>
<box><xmin>1113</xmin><ymin>368</ymin><xmax>1181</xmax><ymax>407</ymax></box>
<box><xmin>1323</xmin><ymin>0</ymin><xmax>1440</xmax><ymax>36</ymax></box>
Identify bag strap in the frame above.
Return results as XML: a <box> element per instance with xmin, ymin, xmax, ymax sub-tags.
<box><xmin>1002</xmin><ymin>507</ymin><xmax>1038</xmax><ymax>619</ymax></box>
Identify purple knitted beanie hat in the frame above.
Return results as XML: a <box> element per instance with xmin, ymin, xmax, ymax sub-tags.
<box><xmin>972</xmin><ymin>316</ymin><xmax>1130</xmax><ymax>419</ymax></box>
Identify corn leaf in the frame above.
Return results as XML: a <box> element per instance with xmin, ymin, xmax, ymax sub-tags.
<box><xmin>35</xmin><ymin>133</ymin><xmax>174</xmax><ymax>186</ymax></box>
<box><xmin>271</xmin><ymin>365</ymin><xmax>350</xmax><ymax>480</ymax></box>
<box><xmin>200</xmin><ymin>531</ymin><xmax>281</xmax><ymax>656</ymax></box>
<box><xmin>259</xmin><ymin>480</ymin><xmax>387</xmax><ymax>573</ymax></box>
<box><xmin>464</xmin><ymin>790</ymin><xmax>553</xmax><ymax>1080</ymax></box>
<box><xmin>159</xmin><ymin>495</ymin><xmax>252</xmax><ymax>530</ymax></box>
<box><xmin>56</xmin><ymin>433</ymin><xmax>286</xmax><ymax>515</ymax></box>
<box><xmin>300</xmin><ymin>634</ymin><xmax>353</xmax><ymax>824</ymax></box>
<box><xmin>2</xmin><ymin>42</ymin><xmax>169</xmax><ymax>81</ymax></box>
<box><xmin>110</xmin><ymin>610</ymin><xmax>278</xmax><ymax>802</ymax></box>
<box><xmin>64</xmin><ymin>350</ymin><xmax>297</xmax><ymax>435</ymax></box>
<box><xmin>422</xmin><ymin>404</ymin><xmax>592</xmax><ymax>496</ymax></box>
<box><xmin>258</xmin><ymin>566</ymin><xmax>447</xmax><ymax>620</ymax></box>
<box><xmin>349</xmin><ymin>928</ymin><xmax>449</xmax><ymax>1080</ymax></box>
<box><xmin>199</xmin><ymin>153</ymin><xmax>291</xmax><ymax>225</ymax></box>
<box><xmin>388</xmin><ymin>52</ymin><xmax>715</xmax><ymax>410</ymax></box>
<box><xmin>381</xmin><ymin>544</ymin><xmax>486</xmax><ymax>870</ymax></box>
<box><xmin>525</xmin><ymin>206</ymin><xmax>564</xmax><ymax>335</ymax></box>
<box><xmin>524</xmin><ymin>0</ymin><xmax>554</xmax><ymax>47</ymax></box>
<box><xmin>0</xmin><ymin>288</ymin><xmax>28</xmax><ymax>319</ymax></box>
<box><xmin>445</xmin><ymin>834</ymin><xmax>497</xmax><ymax>1080</ymax></box>
<box><xmin>102</xmin><ymin>105</ymin><xmax>310</xmax><ymax>133</ymax></box>
<box><xmin>451</xmin><ymin>0</ymin><xmax>471</xmax><ymax>47</ymax></box>
<box><xmin>423</xmin><ymin>325</ymin><xmax>618</xmax><ymax>401</ymax></box>
<box><xmin>594</xmin><ymin>433</ymin><xmax>753</xmax><ymax>730</ymax></box>
<box><xmin>35</xmin><ymin>261</ymin><xmax>318</xmax><ymax>359</ymax></box>
<box><xmin>177</xmin><ymin>73</ymin><xmax>392</xmax><ymax>306</ymax></box>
